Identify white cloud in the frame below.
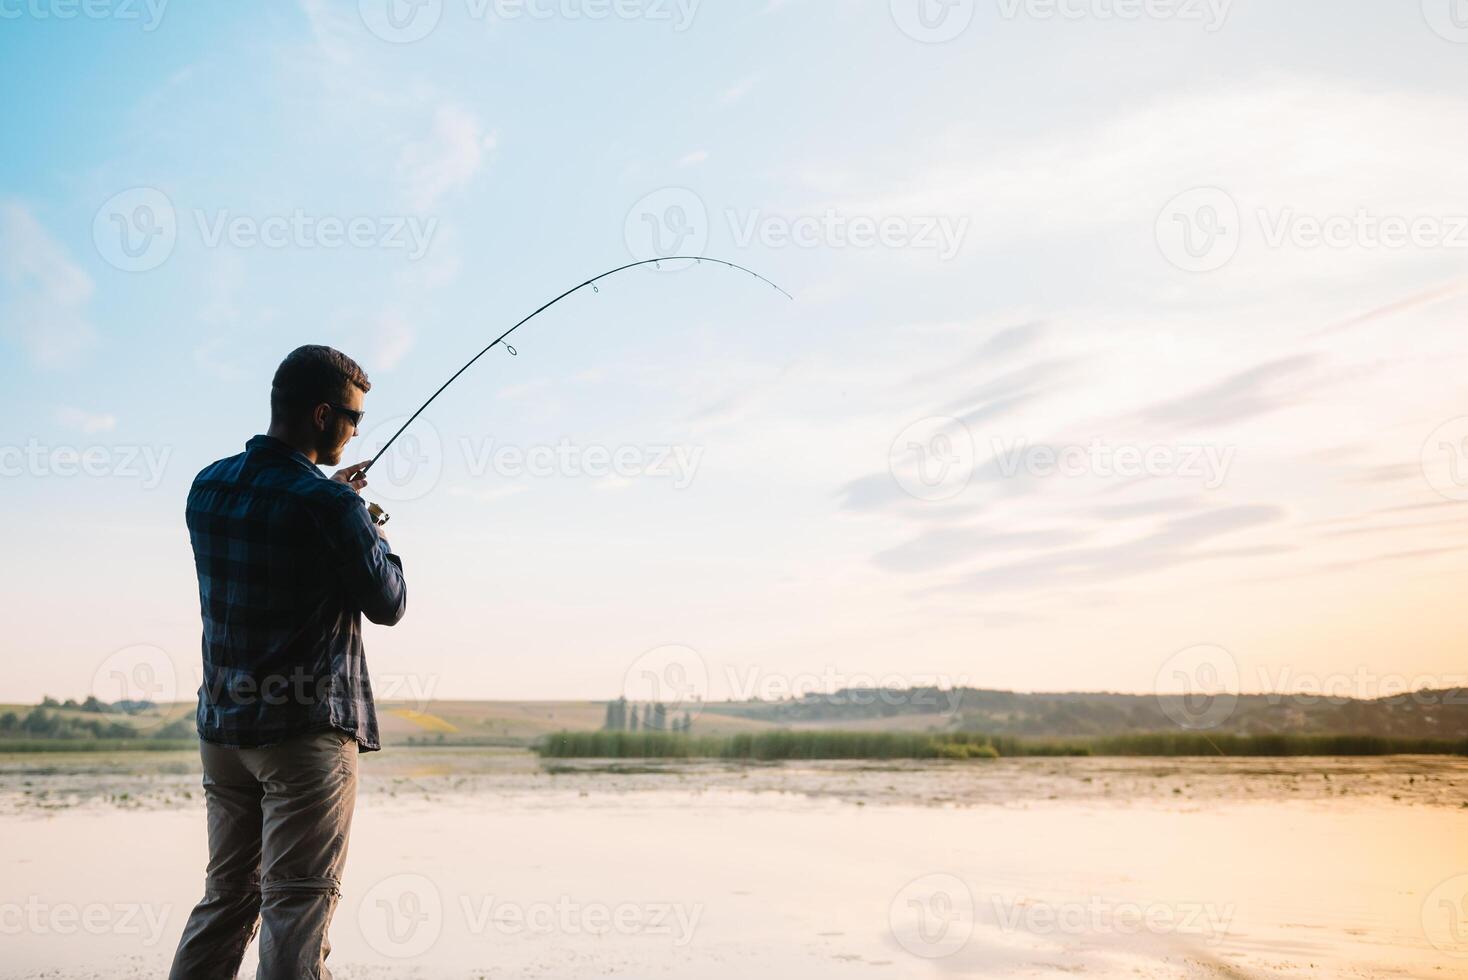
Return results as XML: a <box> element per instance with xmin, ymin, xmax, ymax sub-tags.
<box><xmin>826</xmin><ymin>76</ymin><xmax>1468</xmax><ymax>290</ymax></box>
<box><xmin>0</xmin><ymin>202</ymin><xmax>97</xmax><ymax>367</ymax></box>
<box><xmin>398</xmin><ymin>106</ymin><xmax>498</xmax><ymax>212</ymax></box>
<box><xmin>676</xmin><ymin>149</ymin><xmax>709</xmax><ymax>168</ymax></box>
<box><xmin>56</xmin><ymin>406</ymin><xmax>117</xmax><ymax>434</ymax></box>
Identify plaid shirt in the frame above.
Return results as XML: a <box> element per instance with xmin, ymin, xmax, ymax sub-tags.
<box><xmin>186</xmin><ymin>435</ymin><xmax>406</xmax><ymax>752</ymax></box>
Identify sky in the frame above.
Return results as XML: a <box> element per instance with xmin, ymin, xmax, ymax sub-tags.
<box><xmin>1</xmin><ymin>0</ymin><xmax>1466</xmax><ymax>707</ymax></box>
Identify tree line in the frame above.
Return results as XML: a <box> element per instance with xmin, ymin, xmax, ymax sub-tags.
<box><xmin>603</xmin><ymin>698</ymin><xmax>693</xmax><ymax>733</ymax></box>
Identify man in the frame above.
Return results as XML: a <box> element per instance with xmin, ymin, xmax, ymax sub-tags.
<box><xmin>170</xmin><ymin>345</ymin><xmax>407</xmax><ymax>979</ymax></box>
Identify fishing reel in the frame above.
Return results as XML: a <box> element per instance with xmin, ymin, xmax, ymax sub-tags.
<box><xmin>367</xmin><ymin>501</ymin><xmax>391</xmax><ymax>527</ymax></box>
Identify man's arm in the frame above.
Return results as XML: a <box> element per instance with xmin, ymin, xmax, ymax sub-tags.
<box><xmin>322</xmin><ymin>468</ymin><xmax>407</xmax><ymax>626</ymax></box>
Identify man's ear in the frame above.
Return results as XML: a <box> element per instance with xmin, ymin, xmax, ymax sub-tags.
<box><xmin>311</xmin><ymin>403</ymin><xmax>331</xmax><ymax>432</ymax></box>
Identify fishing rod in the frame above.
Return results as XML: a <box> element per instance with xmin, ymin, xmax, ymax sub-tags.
<box><xmin>353</xmin><ymin>256</ymin><xmax>792</xmax><ymax>526</ymax></box>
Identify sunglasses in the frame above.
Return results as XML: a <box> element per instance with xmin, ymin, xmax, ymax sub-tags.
<box><xmin>328</xmin><ymin>404</ymin><xmax>366</xmax><ymax>428</ymax></box>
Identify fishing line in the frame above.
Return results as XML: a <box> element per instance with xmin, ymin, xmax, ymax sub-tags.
<box><xmin>353</xmin><ymin>256</ymin><xmax>791</xmax><ymax>523</ymax></box>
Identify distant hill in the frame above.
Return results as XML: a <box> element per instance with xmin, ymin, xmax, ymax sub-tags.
<box><xmin>699</xmin><ymin>687</ymin><xmax>1468</xmax><ymax>740</ymax></box>
<box><xmin>5</xmin><ymin>687</ymin><xmax>1464</xmax><ymax>749</ymax></box>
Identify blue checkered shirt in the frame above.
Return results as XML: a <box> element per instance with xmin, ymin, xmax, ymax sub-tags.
<box><xmin>186</xmin><ymin>435</ymin><xmax>406</xmax><ymax>752</ymax></box>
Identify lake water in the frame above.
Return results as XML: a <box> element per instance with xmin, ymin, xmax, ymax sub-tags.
<box><xmin>3</xmin><ymin>751</ymin><xmax>1466</xmax><ymax>978</ymax></box>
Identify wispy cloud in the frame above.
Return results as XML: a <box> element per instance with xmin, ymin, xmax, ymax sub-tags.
<box><xmin>0</xmin><ymin>202</ymin><xmax>97</xmax><ymax>367</ymax></box>
<box><xmin>934</xmin><ymin>505</ymin><xmax>1287</xmax><ymax>596</ymax></box>
<box><xmin>875</xmin><ymin>526</ymin><xmax>1089</xmax><ymax>574</ymax></box>
<box><xmin>1135</xmin><ymin>355</ymin><xmax>1320</xmax><ymax>430</ymax></box>
<box><xmin>398</xmin><ymin>105</ymin><xmax>497</xmax><ymax>212</ymax></box>
<box><xmin>56</xmin><ymin>406</ymin><xmax>117</xmax><ymax>434</ymax></box>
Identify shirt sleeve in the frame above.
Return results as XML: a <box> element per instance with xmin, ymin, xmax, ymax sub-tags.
<box><xmin>321</xmin><ymin>491</ymin><xmax>408</xmax><ymax>626</ymax></box>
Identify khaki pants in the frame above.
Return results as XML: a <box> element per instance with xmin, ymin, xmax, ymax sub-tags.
<box><xmin>169</xmin><ymin>730</ymin><xmax>359</xmax><ymax>980</ymax></box>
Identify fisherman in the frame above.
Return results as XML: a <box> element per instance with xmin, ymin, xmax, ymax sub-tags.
<box><xmin>169</xmin><ymin>345</ymin><xmax>407</xmax><ymax>979</ymax></box>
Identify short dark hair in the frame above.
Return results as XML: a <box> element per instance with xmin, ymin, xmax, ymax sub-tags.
<box><xmin>270</xmin><ymin>345</ymin><xmax>371</xmax><ymax>422</ymax></box>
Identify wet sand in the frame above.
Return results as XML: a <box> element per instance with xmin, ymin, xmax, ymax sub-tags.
<box><xmin>2</xmin><ymin>751</ymin><xmax>1465</xmax><ymax>978</ymax></box>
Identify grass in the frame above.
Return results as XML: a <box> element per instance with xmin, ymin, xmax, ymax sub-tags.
<box><xmin>536</xmin><ymin>730</ymin><xmax>1468</xmax><ymax>760</ymax></box>
<box><xmin>1089</xmin><ymin>732</ymin><xmax>1468</xmax><ymax>757</ymax></box>
<box><xmin>0</xmin><ymin>739</ymin><xmax>199</xmax><ymax>753</ymax></box>
<box><xmin>543</xmin><ymin>731</ymin><xmax>1016</xmax><ymax>760</ymax></box>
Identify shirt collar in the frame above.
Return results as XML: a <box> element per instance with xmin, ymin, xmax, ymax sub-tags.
<box><xmin>246</xmin><ymin>434</ymin><xmax>322</xmax><ymax>474</ymax></box>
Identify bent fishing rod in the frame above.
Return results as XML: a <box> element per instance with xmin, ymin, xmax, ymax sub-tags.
<box><xmin>352</xmin><ymin>256</ymin><xmax>791</xmax><ymax>525</ymax></box>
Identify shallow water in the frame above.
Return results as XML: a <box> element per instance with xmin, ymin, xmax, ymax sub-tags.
<box><xmin>2</xmin><ymin>752</ymin><xmax>1466</xmax><ymax>978</ymax></box>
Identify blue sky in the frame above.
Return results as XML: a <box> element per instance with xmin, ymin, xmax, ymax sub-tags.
<box><xmin>2</xmin><ymin>0</ymin><xmax>1467</xmax><ymax>706</ymax></box>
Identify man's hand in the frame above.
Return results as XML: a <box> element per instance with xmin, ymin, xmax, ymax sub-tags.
<box><xmin>332</xmin><ymin>462</ymin><xmax>370</xmax><ymax>494</ymax></box>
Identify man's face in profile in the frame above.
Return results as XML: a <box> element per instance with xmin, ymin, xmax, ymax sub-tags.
<box><xmin>316</xmin><ymin>385</ymin><xmax>364</xmax><ymax>467</ymax></box>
